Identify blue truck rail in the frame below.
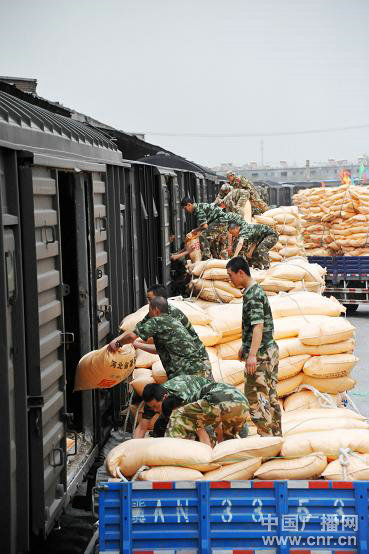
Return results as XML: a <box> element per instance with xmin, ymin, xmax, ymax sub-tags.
<box><xmin>308</xmin><ymin>256</ymin><xmax>369</xmax><ymax>307</ymax></box>
<box><xmin>98</xmin><ymin>480</ymin><xmax>369</xmax><ymax>553</ymax></box>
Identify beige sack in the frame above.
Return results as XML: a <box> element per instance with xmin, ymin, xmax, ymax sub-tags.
<box><xmin>322</xmin><ymin>454</ymin><xmax>369</xmax><ymax>481</ymax></box>
<box><xmin>74</xmin><ymin>345</ymin><xmax>136</xmax><ymax>391</ymax></box>
<box><xmin>203</xmin><ymin>458</ymin><xmax>262</xmax><ymax>481</ymax></box>
<box><xmin>168</xmin><ymin>300</ymin><xmax>211</xmax><ymax>325</ymax></box>
<box><xmin>275</xmin><ymin>224</ymin><xmax>297</xmax><ymax>236</ymax></box>
<box><xmin>269</xmin><ymin>251</ymin><xmax>283</xmax><ymax>262</ymax></box>
<box><xmin>279</xmin><ymin>246</ymin><xmax>301</xmax><ymax>258</ymax></box>
<box><xmin>282</xmin><ymin>407</ymin><xmax>365</xmax><ymax>423</ymax></box>
<box><xmin>144</xmin><ymin>438</ymin><xmax>216</xmax><ymax>471</ymax></box>
<box><xmin>302</xmin><ymin>354</ymin><xmax>358</xmax><ymax>379</ymax></box>
<box><xmin>132</xmin><ymin>367</ymin><xmax>153</xmax><ymax>380</ymax></box>
<box><xmin>299</xmin><ymin>318</ymin><xmax>355</xmax><ymax>346</ymax></box>
<box><xmin>212</xmin><ymin>436</ymin><xmax>283</xmax><ymax>464</ymax></box>
<box><xmin>269</xmin><ymin>292</ymin><xmax>345</xmax><ymax>318</ymax></box>
<box><xmin>151</xmin><ymin>361</ymin><xmax>168</xmax><ymax>384</ymax></box>
<box><xmin>278</xmin><ymin>355</ymin><xmax>310</xmax><ymax>380</ymax></box>
<box><xmin>120</xmin><ymin>304</ymin><xmax>149</xmax><ymax>331</ymax></box>
<box><xmin>277</xmin><ymin>337</ymin><xmax>354</xmax><ymax>358</ymax></box>
<box><xmin>261</xmin><ymin>278</ymin><xmax>295</xmax><ymax>292</ymax></box>
<box><xmin>273</xmin><ymin>213</ymin><xmax>297</xmax><ymax>225</ymax></box>
<box><xmin>273</xmin><ymin>315</ymin><xmax>333</xmax><ymax>340</ymax></box>
<box><xmin>253</xmin><ymin>215</ymin><xmax>275</xmax><ymax>226</ymax></box>
<box><xmin>106</xmin><ymin>438</ymin><xmax>157</xmax><ymax>477</ymax></box>
<box><xmin>255</xmin><ymin>453</ymin><xmax>327</xmax><ymax>480</ymax></box>
<box><xmin>212</xmin><ymin>360</ymin><xmax>245</xmax><ymax>385</ymax></box>
<box><xmin>267</xmin><ymin>264</ymin><xmax>308</xmax><ymax>282</ymax></box>
<box><xmin>191</xmin><ymin>258</ymin><xmax>228</xmax><ymax>276</ymax></box>
<box><xmin>218</xmin><ymin>332</ymin><xmax>242</xmax><ymax>344</ymax></box>
<box><xmin>281</xmin><ymin>429</ymin><xmax>369</xmax><ymax>459</ymax></box>
<box><xmin>202</xmin><ymin>268</ymin><xmax>230</xmax><ymax>280</ymax></box>
<box><xmin>139</xmin><ymin>466</ymin><xmax>203</xmax><ymax>481</ymax></box>
<box><xmin>130</xmin><ymin>376</ymin><xmax>156</xmax><ymax>396</ymax></box>
<box><xmin>206</xmin><ymin>346</ymin><xmax>219</xmax><ymax>362</ymax></box>
<box><xmin>206</xmin><ymin>304</ymin><xmax>242</xmax><ymax>337</ymax></box>
<box><xmin>194</xmin><ymin>324</ymin><xmax>222</xmax><ymax>346</ymax></box>
<box><xmin>135</xmin><ymin>348</ymin><xmax>160</xmax><ymax>369</ymax></box>
<box><xmin>282</xmin><ymin>416</ymin><xmax>369</xmax><ymax>436</ymax></box>
<box><xmin>302</xmin><ymin>374</ymin><xmax>356</xmax><ymax>393</ymax></box>
<box><xmin>277</xmin><ymin>372</ymin><xmax>303</xmax><ymax>397</ymax></box>
<box><xmin>193</xmin><ymin>287</ymin><xmax>234</xmax><ymax>303</ymax></box>
<box><xmin>217</xmin><ymin>338</ymin><xmax>242</xmax><ymax>360</ymax></box>
<box><xmin>283</xmin><ymin>390</ymin><xmax>338</xmax><ymax>412</ymax></box>
<box><xmin>192</xmin><ymin>279</ymin><xmax>242</xmax><ymax>298</ymax></box>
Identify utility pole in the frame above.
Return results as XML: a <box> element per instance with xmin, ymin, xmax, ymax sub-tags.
<box><xmin>260</xmin><ymin>139</ymin><xmax>264</xmax><ymax>167</ymax></box>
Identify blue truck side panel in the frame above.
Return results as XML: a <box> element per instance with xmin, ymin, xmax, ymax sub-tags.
<box><xmin>98</xmin><ymin>480</ymin><xmax>369</xmax><ymax>553</ymax></box>
<box><xmin>308</xmin><ymin>256</ymin><xmax>369</xmax><ymax>275</ymax></box>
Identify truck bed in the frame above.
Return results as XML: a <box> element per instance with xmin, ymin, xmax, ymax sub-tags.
<box><xmin>97</xmin><ymin>480</ymin><xmax>369</xmax><ymax>553</ymax></box>
<box><xmin>308</xmin><ymin>256</ymin><xmax>369</xmax><ymax>307</ymax></box>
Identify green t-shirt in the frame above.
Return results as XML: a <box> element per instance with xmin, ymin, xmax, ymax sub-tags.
<box><xmin>241</xmin><ymin>282</ymin><xmax>275</xmax><ymax>357</ymax></box>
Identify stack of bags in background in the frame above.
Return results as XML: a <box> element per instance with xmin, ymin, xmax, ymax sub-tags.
<box><xmin>253</xmin><ymin>256</ymin><xmax>325</xmax><ymax>296</ymax></box>
<box><xmin>293</xmin><ymin>184</ymin><xmax>369</xmax><ymax>256</ymax></box>
<box><xmin>254</xmin><ymin>206</ymin><xmax>305</xmax><ymax>262</ymax></box>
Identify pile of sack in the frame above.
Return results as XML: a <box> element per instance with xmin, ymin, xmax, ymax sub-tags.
<box><xmin>187</xmin><ymin>259</ymin><xmax>242</xmax><ymax>303</ymax></box>
<box><xmin>293</xmin><ymin>184</ymin><xmax>369</xmax><ymax>256</ymax></box>
<box><xmin>254</xmin><ymin>206</ymin><xmax>305</xmax><ymax>262</ymax></box>
<box><xmin>187</xmin><ymin>256</ymin><xmax>326</xmax><ymax>302</ymax></box>
<box><xmin>105</xmin><ymin>418</ymin><xmax>369</xmax><ymax>481</ymax></box>
<box><xmin>253</xmin><ymin>256</ymin><xmax>326</xmax><ymax>296</ymax></box>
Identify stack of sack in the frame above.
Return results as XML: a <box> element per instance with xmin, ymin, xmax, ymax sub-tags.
<box><xmin>188</xmin><ymin>259</ymin><xmax>243</xmax><ymax>303</ymax></box>
<box><xmin>104</xmin><ymin>427</ymin><xmax>369</xmax><ymax>482</ymax></box>
<box><xmin>293</xmin><ymin>184</ymin><xmax>369</xmax><ymax>256</ymax></box>
<box><xmin>255</xmin><ymin>256</ymin><xmax>326</xmax><ymax>296</ymax></box>
<box><xmin>254</xmin><ymin>206</ymin><xmax>305</xmax><ymax>262</ymax></box>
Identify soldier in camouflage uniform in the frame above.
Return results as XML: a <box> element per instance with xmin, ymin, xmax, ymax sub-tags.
<box><xmin>227</xmin><ymin>222</ymin><xmax>278</xmax><ymax>269</ymax></box>
<box><xmin>214</xmin><ymin>181</ymin><xmax>234</xmax><ymax>205</ymax></box>
<box><xmin>219</xmin><ymin>187</ymin><xmax>251</xmax><ymax>217</ymax></box>
<box><xmin>108</xmin><ymin>287</ymin><xmax>212</xmax><ymax>437</ymax></box>
<box><xmin>142</xmin><ymin>375</ymin><xmax>249</xmax><ymax>443</ymax></box>
<box><xmin>226</xmin><ymin>257</ymin><xmax>282</xmax><ymax>437</ymax></box>
<box><xmin>181</xmin><ymin>198</ymin><xmax>246</xmax><ymax>260</ymax></box>
<box><xmin>233</xmin><ymin>176</ymin><xmax>268</xmax><ymax>215</ymax></box>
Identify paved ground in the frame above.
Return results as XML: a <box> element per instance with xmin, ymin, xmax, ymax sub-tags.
<box><xmin>347</xmin><ymin>306</ymin><xmax>369</xmax><ymax>418</ymax></box>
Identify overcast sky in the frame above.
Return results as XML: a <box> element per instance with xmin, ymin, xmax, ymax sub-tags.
<box><xmin>1</xmin><ymin>0</ymin><xmax>368</xmax><ymax>167</ymax></box>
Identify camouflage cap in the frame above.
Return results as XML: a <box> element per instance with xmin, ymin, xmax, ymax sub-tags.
<box><xmin>226</xmin><ymin>171</ymin><xmax>236</xmax><ymax>177</ymax></box>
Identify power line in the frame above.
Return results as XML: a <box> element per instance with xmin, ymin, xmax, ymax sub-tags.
<box><xmin>146</xmin><ymin>123</ymin><xmax>369</xmax><ymax>138</ymax></box>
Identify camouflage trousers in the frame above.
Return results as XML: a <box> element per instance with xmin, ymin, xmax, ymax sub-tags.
<box><xmin>165</xmin><ymin>398</ymin><xmax>249</xmax><ymax>441</ymax></box>
<box><xmin>251</xmin><ymin>233</ymin><xmax>278</xmax><ymax>269</ymax></box>
<box><xmin>243</xmin><ymin>344</ymin><xmax>282</xmax><ymax>436</ymax></box>
<box><xmin>199</xmin><ymin>223</ymin><xmax>228</xmax><ymax>260</ymax></box>
<box><xmin>237</xmin><ymin>233</ymin><xmax>278</xmax><ymax>269</ymax></box>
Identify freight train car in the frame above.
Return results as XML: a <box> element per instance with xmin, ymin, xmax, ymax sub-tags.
<box><xmin>0</xmin><ymin>89</ymin><xmax>218</xmax><ymax>553</ymax></box>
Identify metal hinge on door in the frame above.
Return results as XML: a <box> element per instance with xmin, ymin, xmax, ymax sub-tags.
<box><xmin>61</xmin><ymin>283</ymin><xmax>70</xmax><ymax>296</ymax></box>
<box><xmin>61</xmin><ymin>332</ymin><xmax>75</xmax><ymax>344</ymax></box>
